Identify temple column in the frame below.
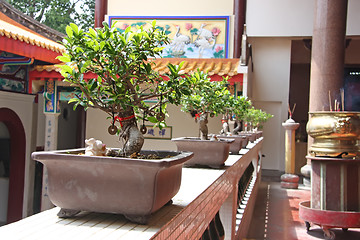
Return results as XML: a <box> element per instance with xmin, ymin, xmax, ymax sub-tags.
<box><xmin>95</xmin><ymin>0</ymin><xmax>108</xmax><ymax>28</ymax></box>
<box><xmin>305</xmin><ymin>0</ymin><xmax>348</xmax><ymax>175</ymax></box>
<box><xmin>41</xmin><ymin>80</ymin><xmax>60</xmax><ymax>211</ymax></box>
<box><xmin>309</xmin><ymin>0</ymin><xmax>348</xmax><ymax>112</ymax></box>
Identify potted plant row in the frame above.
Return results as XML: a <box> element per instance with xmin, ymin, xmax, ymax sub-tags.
<box><xmin>171</xmin><ymin>70</ymin><xmax>235</xmax><ymax>168</ymax></box>
<box><xmin>236</xmin><ymin>107</ymin><xmax>273</xmax><ymax>142</ymax></box>
<box><xmin>216</xmin><ymin>94</ymin><xmax>252</xmax><ymax>153</ymax></box>
<box><xmin>32</xmin><ymin>21</ymin><xmax>196</xmax><ymax>224</ymax></box>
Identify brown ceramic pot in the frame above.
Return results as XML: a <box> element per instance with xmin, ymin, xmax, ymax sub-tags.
<box><xmin>31</xmin><ymin>149</ymin><xmax>193</xmax><ymax>224</ymax></box>
<box><xmin>216</xmin><ymin>135</ymin><xmax>246</xmax><ymax>154</ymax></box>
<box><xmin>171</xmin><ymin>137</ymin><xmax>234</xmax><ymax>168</ymax></box>
<box><xmin>240</xmin><ymin>135</ymin><xmax>250</xmax><ymax>148</ymax></box>
<box><xmin>238</xmin><ymin>132</ymin><xmax>257</xmax><ymax>142</ymax></box>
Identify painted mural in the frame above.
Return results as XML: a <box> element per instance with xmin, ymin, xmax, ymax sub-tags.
<box><xmin>109</xmin><ymin>16</ymin><xmax>229</xmax><ymax>59</ymax></box>
<box><xmin>0</xmin><ymin>51</ymin><xmax>31</xmax><ymax>93</ymax></box>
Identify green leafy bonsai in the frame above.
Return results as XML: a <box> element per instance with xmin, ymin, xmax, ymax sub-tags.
<box><xmin>243</xmin><ymin>107</ymin><xmax>273</xmax><ymax>131</ymax></box>
<box><xmin>57</xmin><ymin>21</ymin><xmax>192</xmax><ymax>156</ymax></box>
<box><xmin>180</xmin><ymin>70</ymin><xmax>230</xmax><ymax>140</ymax></box>
<box><xmin>227</xmin><ymin>95</ymin><xmax>252</xmax><ymax>135</ymax></box>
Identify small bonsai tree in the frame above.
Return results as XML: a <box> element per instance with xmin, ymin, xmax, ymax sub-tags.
<box><xmin>180</xmin><ymin>70</ymin><xmax>230</xmax><ymax>140</ymax></box>
<box><xmin>243</xmin><ymin>107</ymin><xmax>273</xmax><ymax>131</ymax></box>
<box><xmin>57</xmin><ymin>21</ymin><xmax>192</xmax><ymax>156</ymax></box>
<box><xmin>228</xmin><ymin>95</ymin><xmax>252</xmax><ymax>135</ymax></box>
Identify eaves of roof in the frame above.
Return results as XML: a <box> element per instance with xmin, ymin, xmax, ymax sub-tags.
<box><xmin>0</xmin><ymin>12</ymin><xmax>65</xmax><ymax>63</ymax></box>
<box><xmin>29</xmin><ymin>58</ymin><xmax>243</xmax><ymax>93</ymax></box>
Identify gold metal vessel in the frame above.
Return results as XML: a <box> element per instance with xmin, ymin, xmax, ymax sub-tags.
<box><xmin>307</xmin><ymin>111</ymin><xmax>360</xmax><ymax>158</ymax></box>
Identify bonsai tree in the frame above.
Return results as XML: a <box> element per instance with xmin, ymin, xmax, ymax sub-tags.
<box><xmin>243</xmin><ymin>107</ymin><xmax>273</xmax><ymax>131</ymax></box>
<box><xmin>57</xmin><ymin>21</ymin><xmax>192</xmax><ymax>156</ymax></box>
<box><xmin>218</xmin><ymin>93</ymin><xmax>235</xmax><ymax>135</ymax></box>
<box><xmin>228</xmin><ymin>95</ymin><xmax>252</xmax><ymax>135</ymax></box>
<box><xmin>255</xmin><ymin>109</ymin><xmax>273</xmax><ymax>129</ymax></box>
<box><xmin>180</xmin><ymin>70</ymin><xmax>230</xmax><ymax>140</ymax></box>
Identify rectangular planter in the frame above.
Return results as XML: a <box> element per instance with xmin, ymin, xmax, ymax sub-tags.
<box><xmin>32</xmin><ymin>149</ymin><xmax>193</xmax><ymax>224</ymax></box>
<box><xmin>171</xmin><ymin>137</ymin><xmax>234</xmax><ymax>168</ymax></box>
<box><xmin>217</xmin><ymin>135</ymin><xmax>246</xmax><ymax>154</ymax></box>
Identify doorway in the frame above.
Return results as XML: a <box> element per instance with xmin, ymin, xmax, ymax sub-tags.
<box><xmin>0</xmin><ymin>108</ymin><xmax>26</xmax><ymax>224</ymax></box>
<box><xmin>0</xmin><ymin>122</ymin><xmax>10</xmax><ymax>226</ymax></box>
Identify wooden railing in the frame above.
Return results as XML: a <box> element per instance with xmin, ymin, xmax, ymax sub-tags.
<box><xmin>151</xmin><ymin>138</ymin><xmax>263</xmax><ymax>240</ymax></box>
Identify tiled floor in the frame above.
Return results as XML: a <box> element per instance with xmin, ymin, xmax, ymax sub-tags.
<box><xmin>246</xmin><ymin>180</ymin><xmax>360</xmax><ymax>240</ymax></box>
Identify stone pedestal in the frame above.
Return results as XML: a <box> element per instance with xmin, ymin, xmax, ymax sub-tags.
<box><xmin>300</xmin><ymin>164</ymin><xmax>311</xmax><ymax>187</ymax></box>
<box><xmin>281</xmin><ymin>118</ymin><xmax>300</xmax><ymax>189</ymax></box>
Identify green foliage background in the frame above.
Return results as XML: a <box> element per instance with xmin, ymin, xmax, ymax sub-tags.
<box><xmin>6</xmin><ymin>0</ymin><xmax>95</xmax><ymax>34</ymax></box>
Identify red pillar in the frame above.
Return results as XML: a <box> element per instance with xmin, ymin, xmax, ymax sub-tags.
<box><xmin>309</xmin><ymin>0</ymin><xmax>348</xmax><ymax>112</ymax></box>
<box><xmin>233</xmin><ymin>0</ymin><xmax>246</xmax><ymax>58</ymax></box>
<box><xmin>95</xmin><ymin>0</ymin><xmax>108</xmax><ymax>28</ymax></box>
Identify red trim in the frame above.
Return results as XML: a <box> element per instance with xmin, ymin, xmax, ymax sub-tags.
<box><xmin>209</xmin><ymin>74</ymin><xmax>243</xmax><ymax>85</ymax></box>
<box><xmin>28</xmin><ymin>70</ymin><xmax>98</xmax><ymax>93</ymax></box>
<box><xmin>0</xmin><ymin>108</ymin><xmax>26</xmax><ymax>223</ymax></box>
<box><xmin>28</xmin><ymin>71</ymin><xmax>242</xmax><ymax>94</ymax></box>
<box><xmin>0</xmin><ymin>35</ymin><xmax>61</xmax><ymax>63</ymax></box>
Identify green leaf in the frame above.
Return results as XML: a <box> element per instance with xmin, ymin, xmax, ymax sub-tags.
<box><xmin>147</xmin><ymin>116</ymin><xmax>158</xmax><ymax>123</ymax></box>
<box><xmin>70</xmin><ymin>23</ymin><xmax>79</xmax><ymax>35</ymax></box>
<box><xmin>58</xmin><ymin>64</ymin><xmax>73</xmax><ymax>74</ymax></box>
<box><xmin>56</xmin><ymin>55</ymin><xmax>71</xmax><ymax>63</ymax></box>
<box><xmin>65</xmin><ymin>26</ymin><xmax>73</xmax><ymax>38</ymax></box>
<box><xmin>89</xmin><ymin>28</ymin><xmax>97</xmax><ymax>37</ymax></box>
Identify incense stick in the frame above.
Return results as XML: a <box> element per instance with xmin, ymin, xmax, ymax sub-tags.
<box><xmin>288</xmin><ymin>104</ymin><xmax>292</xmax><ymax>118</ymax></box>
<box><xmin>329</xmin><ymin>91</ymin><xmax>332</xmax><ymax>111</ymax></box>
<box><xmin>292</xmin><ymin>103</ymin><xmax>296</xmax><ymax>115</ymax></box>
<box><xmin>340</xmin><ymin>88</ymin><xmax>344</xmax><ymax>111</ymax></box>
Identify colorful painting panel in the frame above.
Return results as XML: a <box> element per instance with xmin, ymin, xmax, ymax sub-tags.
<box><xmin>108</xmin><ymin>16</ymin><xmax>230</xmax><ymax>59</ymax></box>
<box><xmin>0</xmin><ymin>78</ymin><xmax>25</xmax><ymax>92</ymax></box>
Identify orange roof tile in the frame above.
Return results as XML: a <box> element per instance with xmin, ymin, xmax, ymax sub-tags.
<box><xmin>32</xmin><ymin>58</ymin><xmax>241</xmax><ymax>77</ymax></box>
<box><xmin>151</xmin><ymin>58</ymin><xmax>240</xmax><ymax>76</ymax></box>
<box><xmin>0</xmin><ymin>12</ymin><xmax>64</xmax><ymax>54</ymax></box>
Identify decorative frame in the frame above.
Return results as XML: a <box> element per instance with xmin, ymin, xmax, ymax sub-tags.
<box><xmin>108</xmin><ymin>16</ymin><xmax>230</xmax><ymax>59</ymax></box>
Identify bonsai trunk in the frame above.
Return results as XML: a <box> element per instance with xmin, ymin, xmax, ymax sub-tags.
<box><xmin>199</xmin><ymin>112</ymin><xmax>209</xmax><ymax>140</ymax></box>
<box><xmin>232</xmin><ymin>119</ymin><xmax>242</xmax><ymax>135</ymax></box>
<box><xmin>220</xmin><ymin>118</ymin><xmax>230</xmax><ymax>135</ymax></box>
<box><xmin>118</xmin><ymin>108</ymin><xmax>144</xmax><ymax>155</ymax></box>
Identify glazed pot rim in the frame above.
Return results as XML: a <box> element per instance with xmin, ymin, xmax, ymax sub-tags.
<box><xmin>32</xmin><ymin>148</ymin><xmax>194</xmax><ymax>168</ymax></box>
<box><xmin>216</xmin><ymin>134</ymin><xmax>247</xmax><ymax>138</ymax></box>
<box><xmin>171</xmin><ymin>136</ymin><xmax>235</xmax><ymax>144</ymax></box>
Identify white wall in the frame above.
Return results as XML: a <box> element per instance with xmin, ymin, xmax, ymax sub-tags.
<box><xmin>108</xmin><ymin>0</ymin><xmax>234</xmax><ymax>16</ymax></box>
<box><xmin>246</xmin><ymin>0</ymin><xmax>314</xmax><ymax>37</ymax></box>
<box><xmin>0</xmin><ymin>91</ymin><xmax>37</xmax><ymax>218</ymax></box>
<box><xmin>36</xmin><ymin>95</ymin><xmax>45</xmax><ymax>148</ymax></box>
<box><xmin>248</xmin><ymin>37</ymin><xmax>292</xmax><ymax>171</ymax></box>
<box><xmin>247</xmin><ymin>0</ymin><xmax>360</xmax><ymax>37</ymax></box>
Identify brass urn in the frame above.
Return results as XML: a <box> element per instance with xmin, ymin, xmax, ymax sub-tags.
<box><xmin>306</xmin><ymin>111</ymin><xmax>360</xmax><ymax>158</ymax></box>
